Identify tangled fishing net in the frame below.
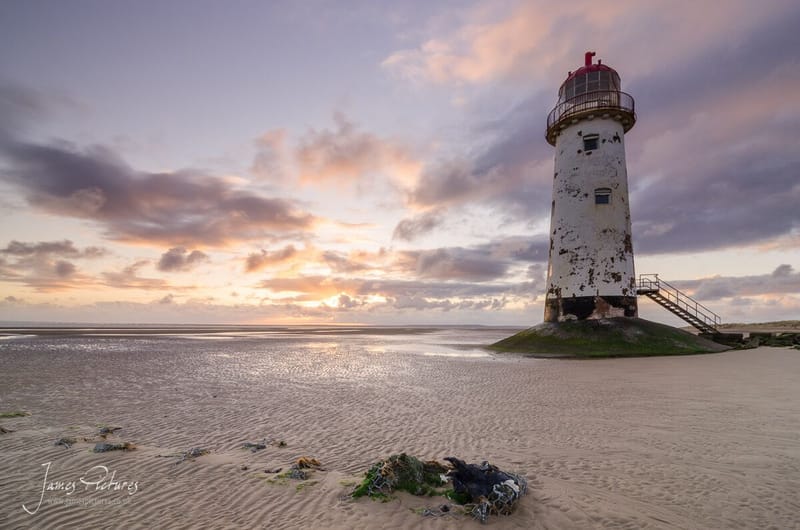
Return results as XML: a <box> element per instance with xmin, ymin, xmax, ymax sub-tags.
<box><xmin>352</xmin><ymin>453</ymin><xmax>447</xmax><ymax>499</ymax></box>
<box><xmin>445</xmin><ymin>457</ymin><xmax>527</xmax><ymax>523</ymax></box>
<box><xmin>352</xmin><ymin>454</ymin><xmax>527</xmax><ymax>523</ymax></box>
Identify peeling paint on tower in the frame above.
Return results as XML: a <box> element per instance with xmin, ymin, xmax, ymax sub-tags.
<box><xmin>543</xmin><ymin>52</ymin><xmax>638</xmax><ymax>322</ymax></box>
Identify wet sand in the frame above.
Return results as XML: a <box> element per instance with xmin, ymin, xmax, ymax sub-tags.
<box><xmin>1</xmin><ymin>329</ymin><xmax>798</xmax><ymax>529</ymax></box>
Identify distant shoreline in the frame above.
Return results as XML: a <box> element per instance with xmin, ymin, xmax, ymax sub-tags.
<box><xmin>0</xmin><ymin>324</ymin><xmax>525</xmax><ymax>338</ymax></box>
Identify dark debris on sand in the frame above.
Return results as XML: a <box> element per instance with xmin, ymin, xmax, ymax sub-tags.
<box><xmin>352</xmin><ymin>453</ymin><xmax>527</xmax><ymax>523</ymax></box>
<box><xmin>93</xmin><ymin>442</ymin><xmax>136</xmax><ymax>452</ymax></box>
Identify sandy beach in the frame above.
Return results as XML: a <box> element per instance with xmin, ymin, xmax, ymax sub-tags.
<box><xmin>1</xmin><ymin>327</ymin><xmax>798</xmax><ymax>529</ymax></box>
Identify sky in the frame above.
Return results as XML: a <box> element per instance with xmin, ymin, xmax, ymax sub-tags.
<box><xmin>0</xmin><ymin>0</ymin><xmax>798</xmax><ymax>326</ymax></box>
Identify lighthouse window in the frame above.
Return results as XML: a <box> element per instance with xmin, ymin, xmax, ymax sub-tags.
<box><xmin>583</xmin><ymin>134</ymin><xmax>599</xmax><ymax>151</ymax></box>
<box><xmin>587</xmin><ymin>71</ymin><xmax>600</xmax><ymax>92</ymax></box>
<box><xmin>595</xmin><ymin>188</ymin><xmax>611</xmax><ymax>204</ymax></box>
<box><xmin>575</xmin><ymin>76</ymin><xmax>586</xmax><ymax>95</ymax></box>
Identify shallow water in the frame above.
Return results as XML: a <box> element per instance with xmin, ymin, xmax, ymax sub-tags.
<box><xmin>1</xmin><ymin>327</ymin><xmax>798</xmax><ymax>529</ymax></box>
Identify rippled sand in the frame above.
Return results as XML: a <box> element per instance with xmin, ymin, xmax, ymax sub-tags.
<box><xmin>1</xmin><ymin>327</ymin><xmax>798</xmax><ymax>529</ymax></box>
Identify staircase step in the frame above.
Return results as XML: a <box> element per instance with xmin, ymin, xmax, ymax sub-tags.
<box><xmin>641</xmin><ymin>286</ymin><xmax>720</xmax><ymax>333</ymax></box>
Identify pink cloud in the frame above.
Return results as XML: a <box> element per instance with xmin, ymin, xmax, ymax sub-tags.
<box><xmin>382</xmin><ymin>0</ymin><xmax>797</xmax><ymax>87</ymax></box>
<box><xmin>295</xmin><ymin>112</ymin><xmax>420</xmax><ymax>189</ymax></box>
<box><xmin>245</xmin><ymin>245</ymin><xmax>298</xmax><ymax>273</ymax></box>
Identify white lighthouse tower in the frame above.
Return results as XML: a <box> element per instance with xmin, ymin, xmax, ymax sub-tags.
<box><xmin>544</xmin><ymin>52</ymin><xmax>638</xmax><ymax>322</ymax></box>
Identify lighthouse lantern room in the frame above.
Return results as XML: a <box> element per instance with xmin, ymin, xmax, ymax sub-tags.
<box><xmin>544</xmin><ymin>52</ymin><xmax>638</xmax><ymax>322</ymax></box>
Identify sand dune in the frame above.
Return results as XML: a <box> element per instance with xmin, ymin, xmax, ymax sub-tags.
<box><xmin>1</xmin><ymin>329</ymin><xmax>798</xmax><ymax>528</ymax></box>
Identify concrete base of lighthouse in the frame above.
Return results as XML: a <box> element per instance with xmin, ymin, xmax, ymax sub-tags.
<box><xmin>544</xmin><ymin>295</ymin><xmax>638</xmax><ymax>322</ymax></box>
<box><xmin>489</xmin><ymin>317</ymin><xmax>729</xmax><ymax>357</ymax></box>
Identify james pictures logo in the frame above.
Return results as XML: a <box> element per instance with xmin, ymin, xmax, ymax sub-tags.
<box><xmin>22</xmin><ymin>462</ymin><xmax>139</xmax><ymax>515</ymax></box>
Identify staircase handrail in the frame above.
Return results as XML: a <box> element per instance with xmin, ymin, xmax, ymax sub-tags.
<box><xmin>637</xmin><ymin>274</ymin><xmax>721</xmax><ymax>328</ymax></box>
<box><xmin>637</xmin><ymin>273</ymin><xmax>660</xmax><ymax>292</ymax></box>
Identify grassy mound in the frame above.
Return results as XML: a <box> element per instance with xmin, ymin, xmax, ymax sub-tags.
<box><xmin>489</xmin><ymin>317</ymin><xmax>728</xmax><ymax>357</ymax></box>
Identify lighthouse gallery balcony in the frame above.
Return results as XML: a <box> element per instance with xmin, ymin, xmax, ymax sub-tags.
<box><xmin>546</xmin><ymin>90</ymin><xmax>636</xmax><ymax>145</ymax></box>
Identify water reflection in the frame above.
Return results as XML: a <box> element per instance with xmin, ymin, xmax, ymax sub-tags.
<box><xmin>0</xmin><ymin>326</ymin><xmax>519</xmax><ymax>387</ymax></box>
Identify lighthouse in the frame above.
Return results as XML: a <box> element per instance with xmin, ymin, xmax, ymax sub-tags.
<box><xmin>492</xmin><ymin>64</ymin><xmax>722</xmax><ymax>353</ymax></box>
<box><xmin>544</xmin><ymin>52</ymin><xmax>638</xmax><ymax>322</ymax></box>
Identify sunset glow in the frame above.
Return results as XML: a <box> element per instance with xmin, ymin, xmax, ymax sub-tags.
<box><xmin>1</xmin><ymin>0</ymin><xmax>798</xmax><ymax>325</ymax></box>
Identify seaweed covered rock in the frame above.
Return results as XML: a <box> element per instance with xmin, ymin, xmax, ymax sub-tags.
<box><xmin>283</xmin><ymin>456</ymin><xmax>322</xmax><ymax>479</ymax></box>
<box><xmin>445</xmin><ymin>457</ymin><xmax>527</xmax><ymax>523</ymax></box>
<box><xmin>55</xmin><ymin>437</ymin><xmax>77</xmax><ymax>448</ymax></box>
<box><xmin>352</xmin><ymin>453</ymin><xmax>447</xmax><ymax>499</ymax></box>
<box><xmin>242</xmin><ymin>437</ymin><xmax>286</xmax><ymax>451</ymax></box>
<box><xmin>492</xmin><ymin>317</ymin><xmax>729</xmax><ymax>357</ymax></box>
<box><xmin>752</xmin><ymin>332</ymin><xmax>800</xmax><ymax>347</ymax></box>
<box><xmin>242</xmin><ymin>440</ymin><xmax>267</xmax><ymax>452</ymax></box>
<box><xmin>98</xmin><ymin>426</ymin><xmax>122</xmax><ymax>437</ymax></box>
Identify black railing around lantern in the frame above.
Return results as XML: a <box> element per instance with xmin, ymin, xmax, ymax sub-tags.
<box><xmin>546</xmin><ymin>90</ymin><xmax>635</xmax><ymax>145</ymax></box>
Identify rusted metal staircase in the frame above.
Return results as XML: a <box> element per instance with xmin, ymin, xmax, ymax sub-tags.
<box><xmin>636</xmin><ymin>274</ymin><xmax>721</xmax><ymax>334</ymax></box>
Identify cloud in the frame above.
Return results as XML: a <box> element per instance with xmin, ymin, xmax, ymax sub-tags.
<box><xmin>396</xmin><ymin>3</ymin><xmax>800</xmax><ymax>255</ymax></box>
<box><xmin>396</xmin><ymin>236</ymin><xmax>549</xmax><ymax>282</ymax></box>
<box><xmin>255</xmin><ymin>236</ymin><xmax>552</xmax><ymax>305</ymax></box>
<box><xmin>0</xmin><ymin>297</ymin><xmax>353</xmax><ymax>325</ymax></box>
<box><xmin>0</xmin><ymin>83</ymin><xmax>55</xmax><ymax>143</ymax></box>
<box><xmin>260</xmin><ymin>273</ymin><xmax>536</xmax><ymax>302</ymax></box>
<box><xmin>321</xmin><ymin>250</ymin><xmax>376</xmax><ymax>274</ymax></box>
<box><xmin>382</xmin><ymin>2</ymin><xmax>559</xmax><ymax>85</ymax></box>
<box><xmin>295</xmin><ymin>112</ymin><xmax>420</xmax><ymax>189</ymax></box>
<box><xmin>401</xmin><ymin>236</ymin><xmax>549</xmax><ymax>282</ymax></box>
<box><xmin>101</xmin><ymin>260</ymin><xmax>171</xmax><ymax>290</ymax></box>
<box><xmin>675</xmin><ymin>265</ymin><xmax>800</xmax><ymax>301</ymax></box>
<box><xmin>392</xmin><ymin>211</ymin><xmax>443</xmax><ymax>241</ymax></box>
<box><xmin>0</xmin><ymin>239</ymin><xmax>107</xmax><ymax>258</ymax></box>
<box><xmin>404</xmin><ymin>94</ymin><xmax>553</xmax><ymax>220</ymax></box>
<box><xmin>158</xmin><ymin>293</ymin><xmax>175</xmax><ymax>304</ymax></box>
<box><xmin>244</xmin><ymin>245</ymin><xmax>381</xmax><ymax>276</ymax></box>
<box><xmin>0</xmin><ymin>140</ymin><xmax>315</xmax><ymax>246</ymax></box>
<box><xmin>0</xmin><ymin>93</ymin><xmax>316</xmax><ymax>247</ymax></box>
<box><xmin>251</xmin><ymin>129</ymin><xmax>289</xmax><ymax>181</ymax></box>
<box><xmin>620</xmin><ymin>11</ymin><xmax>800</xmax><ymax>254</ymax></box>
<box><xmin>337</xmin><ymin>293</ymin><xmax>363</xmax><ymax>309</ymax></box>
<box><xmin>383</xmin><ymin>1</ymin><xmax>798</xmax><ymax>87</ymax></box>
<box><xmin>157</xmin><ymin>247</ymin><xmax>210</xmax><ymax>272</ymax></box>
<box><xmin>244</xmin><ymin>245</ymin><xmax>298</xmax><ymax>273</ymax></box>
<box><xmin>0</xmin><ymin>239</ymin><xmax>106</xmax><ymax>291</ymax></box>
<box><xmin>54</xmin><ymin>260</ymin><xmax>76</xmax><ymax>278</ymax></box>
<box><xmin>389</xmin><ymin>294</ymin><xmax>508</xmax><ymax>312</ymax></box>
<box><xmin>405</xmin><ymin>247</ymin><xmax>508</xmax><ymax>281</ymax></box>
<box><xmin>407</xmin><ymin>159</ymin><xmax>479</xmax><ymax>208</ymax></box>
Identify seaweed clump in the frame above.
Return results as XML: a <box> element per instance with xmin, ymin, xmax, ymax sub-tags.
<box><xmin>93</xmin><ymin>442</ymin><xmax>135</xmax><ymax>453</ymax></box>
<box><xmin>156</xmin><ymin>447</ymin><xmax>208</xmax><ymax>464</ymax></box>
<box><xmin>242</xmin><ymin>437</ymin><xmax>287</xmax><ymax>452</ymax></box>
<box><xmin>285</xmin><ymin>456</ymin><xmax>322</xmax><ymax>480</ymax></box>
<box><xmin>352</xmin><ymin>453</ymin><xmax>447</xmax><ymax>500</ymax></box>
<box><xmin>55</xmin><ymin>437</ymin><xmax>77</xmax><ymax>448</ymax></box>
<box><xmin>98</xmin><ymin>425</ymin><xmax>122</xmax><ymax>438</ymax></box>
<box><xmin>266</xmin><ymin>456</ymin><xmax>323</xmax><ymax>482</ymax></box>
<box><xmin>0</xmin><ymin>411</ymin><xmax>29</xmax><ymax>418</ymax></box>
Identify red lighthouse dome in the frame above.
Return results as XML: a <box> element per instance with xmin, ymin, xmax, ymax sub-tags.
<box><xmin>559</xmin><ymin>51</ymin><xmax>620</xmax><ymax>100</ymax></box>
<box><xmin>546</xmin><ymin>51</ymin><xmax>635</xmax><ymax>145</ymax></box>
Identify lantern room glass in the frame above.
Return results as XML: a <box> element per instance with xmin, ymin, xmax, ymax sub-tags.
<box><xmin>558</xmin><ymin>71</ymin><xmax>621</xmax><ymax>103</ymax></box>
